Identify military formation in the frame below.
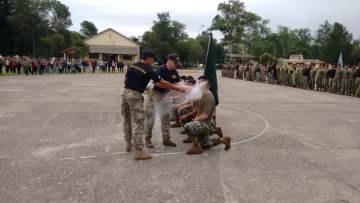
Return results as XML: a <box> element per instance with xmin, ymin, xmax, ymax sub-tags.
<box><xmin>221</xmin><ymin>63</ymin><xmax>360</xmax><ymax>97</ymax></box>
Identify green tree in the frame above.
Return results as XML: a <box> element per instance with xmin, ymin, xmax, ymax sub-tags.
<box><xmin>291</xmin><ymin>28</ymin><xmax>313</xmax><ymax>58</ymax></box>
<box><xmin>210</xmin><ymin>0</ymin><xmax>262</xmax><ymax>53</ymax></box>
<box><xmin>43</xmin><ymin>0</ymin><xmax>72</xmax><ymax>31</ymax></box>
<box><xmin>80</xmin><ymin>21</ymin><xmax>98</xmax><ymax>37</ymax></box>
<box><xmin>0</xmin><ymin>0</ymin><xmax>15</xmax><ymax>55</ymax></box>
<box><xmin>313</xmin><ymin>20</ymin><xmax>333</xmax><ymax>59</ymax></box>
<box><xmin>177</xmin><ymin>38</ymin><xmax>202</xmax><ymax>65</ymax></box>
<box><xmin>350</xmin><ymin>39</ymin><xmax>360</xmax><ymax>65</ymax></box>
<box><xmin>73</xmin><ymin>40</ymin><xmax>89</xmax><ymax>58</ymax></box>
<box><xmin>141</xmin><ymin>12</ymin><xmax>188</xmax><ymax>63</ymax></box>
<box><xmin>322</xmin><ymin>22</ymin><xmax>353</xmax><ymax>64</ymax></box>
<box><xmin>41</xmin><ymin>33</ymin><xmax>65</xmax><ymax>57</ymax></box>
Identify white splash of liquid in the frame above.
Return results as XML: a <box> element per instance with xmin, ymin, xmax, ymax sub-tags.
<box><xmin>183</xmin><ymin>82</ymin><xmax>206</xmax><ymax>102</ymax></box>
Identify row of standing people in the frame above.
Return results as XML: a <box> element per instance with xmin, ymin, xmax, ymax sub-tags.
<box><xmin>0</xmin><ymin>57</ymin><xmax>126</xmax><ymax>75</ymax></box>
<box><xmin>221</xmin><ymin>63</ymin><xmax>360</xmax><ymax>97</ymax></box>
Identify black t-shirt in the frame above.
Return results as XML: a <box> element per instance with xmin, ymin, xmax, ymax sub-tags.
<box><xmin>355</xmin><ymin>69</ymin><xmax>360</xmax><ymax>77</ymax></box>
<box><xmin>153</xmin><ymin>65</ymin><xmax>180</xmax><ymax>94</ymax></box>
<box><xmin>328</xmin><ymin>69</ymin><xmax>336</xmax><ymax>78</ymax></box>
<box><xmin>125</xmin><ymin>62</ymin><xmax>161</xmax><ymax>93</ymax></box>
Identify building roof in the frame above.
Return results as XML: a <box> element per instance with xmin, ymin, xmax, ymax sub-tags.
<box><xmin>226</xmin><ymin>54</ymin><xmax>257</xmax><ymax>58</ymax></box>
<box><xmin>60</xmin><ymin>48</ymin><xmax>75</xmax><ymax>54</ymax></box>
<box><xmin>84</xmin><ymin>28</ymin><xmax>139</xmax><ymax>47</ymax></box>
<box><xmin>283</xmin><ymin>59</ymin><xmax>325</xmax><ymax>64</ymax></box>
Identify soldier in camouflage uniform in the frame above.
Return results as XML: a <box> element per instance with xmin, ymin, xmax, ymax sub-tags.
<box><xmin>341</xmin><ymin>66</ymin><xmax>350</xmax><ymax>95</ymax></box>
<box><xmin>355</xmin><ymin>65</ymin><xmax>360</xmax><ymax>97</ymax></box>
<box><xmin>123</xmin><ymin>51</ymin><xmax>184</xmax><ymax>161</ymax></box>
<box><xmin>323</xmin><ymin>65</ymin><xmax>329</xmax><ymax>92</ymax></box>
<box><xmin>279</xmin><ymin>66</ymin><xmax>284</xmax><ymax>85</ymax></box>
<box><xmin>332</xmin><ymin>65</ymin><xmax>343</xmax><ymax>94</ymax></box>
<box><xmin>294</xmin><ymin>65</ymin><xmax>300</xmax><ymax>87</ymax></box>
<box><xmin>170</xmin><ymin>79</ymin><xmax>196</xmax><ymax>130</ymax></box>
<box><xmin>239</xmin><ymin>64</ymin><xmax>244</xmax><ymax>80</ymax></box>
<box><xmin>144</xmin><ymin>54</ymin><xmax>184</xmax><ymax>149</ymax></box>
<box><xmin>310</xmin><ymin>66</ymin><xmax>316</xmax><ymax>90</ymax></box>
<box><xmin>315</xmin><ymin>65</ymin><xmax>324</xmax><ymax>91</ymax></box>
<box><xmin>284</xmin><ymin>68</ymin><xmax>289</xmax><ymax>86</ymax></box>
<box><xmin>349</xmin><ymin>66</ymin><xmax>356</xmax><ymax>96</ymax></box>
<box><xmin>183</xmin><ymin>76</ymin><xmax>231</xmax><ymax>154</ymax></box>
<box><xmin>261</xmin><ymin>65</ymin><xmax>267</xmax><ymax>83</ymax></box>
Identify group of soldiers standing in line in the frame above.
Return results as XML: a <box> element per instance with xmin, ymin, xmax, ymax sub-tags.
<box><xmin>221</xmin><ymin>62</ymin><xmax>360</xmax><ymax>97</ymax></box>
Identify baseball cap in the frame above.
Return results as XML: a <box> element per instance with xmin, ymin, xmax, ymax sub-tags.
<box><xmin>168</xmin><ymin>53</ymin><xmax>181</xmax><ymax>67</ymax></box>
<box><xmin>141</xmin><ymin>50</ymin><xmax>156</xmax><ymax>59</ymax></box>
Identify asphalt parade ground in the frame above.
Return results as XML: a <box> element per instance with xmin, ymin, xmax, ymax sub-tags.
<box><xmin>0</xmin><ymin>71</ymin><xmax>359</xmax><ymax>203</ymax></box>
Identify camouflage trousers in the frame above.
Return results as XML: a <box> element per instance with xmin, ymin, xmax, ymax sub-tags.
<box><xmin>144</xmin><ymin>90</ymin><xmax>171</xmax><ymax>140</ymax></box>
<box><xmin>341</xmin><ymin>79</ymin><xmax>349</xmax><ymax>93</ymax></box>
<box><xmin>315</xmin><ymin>77</ymin><xmax>323</xmax><ymax>90</ymax></box>
<box><xmin>355</xmin><ymin>78</ymin><xmax>360</xmax><ymax>97</ymax></box>
<box><xmin>328</xmin><ymin>78</ymin><xmax>334</xmax><ymax>92</ymax></box>
<box><xmin>332</xmin><ymin>78</ymin><xmax>342</xmax><ymax>93</ymax></box>
<box><xmin>245</xmin><ymin>71</ymin><xmax>250</xmax><ymax>80</ymax></box>
<box><xmin>323</xmin><ymin>78</ymin><xmax>329</xmax><ymax>91</ymax></box>
<box><xmin>172</xmin><ymin>105</ymin><xmax>192</xmax><ymax>126</ymax></box>
<box><xmin>180</xmin><ymin>108</ymin><xmax>192</xmax><ymax>127</ymax></box>
<box><xmin>122</xmin><ymin>88</ymin><xmax>145</xmax><ymax>150</ymax></box>
<box><xmin>184</xmin><ymin>119</ymin><xmax>218</xmax><ymax>149</ymax></box>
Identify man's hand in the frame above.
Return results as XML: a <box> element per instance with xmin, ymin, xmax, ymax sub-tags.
<box><xmin>176</xmin><ymin>86</ymin><xmax>186</xmax><ymax>93</ymax></box>
<box><xmin>180</xmin><ymin>115</ymin><xmax>188</xmax><ymax>120</ymax></box>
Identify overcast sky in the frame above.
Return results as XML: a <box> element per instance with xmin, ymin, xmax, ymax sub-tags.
<box><xmin>60</xmin><ymin>0</ymin><xmax>360</xmax><ymax>40</ymax></box>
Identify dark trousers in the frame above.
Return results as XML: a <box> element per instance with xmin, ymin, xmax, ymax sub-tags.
<box><xmin>0</xmin><ymin>63</ymin><xmax>2</xmax><ymax>74</ymax></box>
<box><xmin>32</xmin><ymin>67</ymin><xmax>37</xmax><ymax>75</ymax></box>
<box><xmin>6</xmin><ymin>65</ymin><xmax>10</xmax><ymax>73</ymax></box>
<box><xmin>119</xmin><ymin>67</ymin><xmax>124</xmax><ymax>73</ymax></box>
<box><xmin>112</xmin><ymin>67</ymin><xmax>115</xmax><ymax>73</ymax></box>
<box><xmin>25</xmin><ymin>67</ymin><xmax>31</xmax><ymax>75</ymax></box>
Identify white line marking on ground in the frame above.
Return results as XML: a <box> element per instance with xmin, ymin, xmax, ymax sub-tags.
<box><xmin>7</xmin><ymin>105</ymin><xmax>269</xmax><ymax>161</ymax></box>
<box><xmin>219</xmin><ymin>104</ymin><xmax>269</xmax><ymax>145</ymax></box>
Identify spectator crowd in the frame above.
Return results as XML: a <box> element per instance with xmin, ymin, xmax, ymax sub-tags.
<box><xmin>0</xmin><ymin>56</ymin><xmax>126</xmax><ymax>75</ymax></box>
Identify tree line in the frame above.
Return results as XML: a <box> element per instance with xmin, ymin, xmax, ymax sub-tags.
<box><xmin>1</xmin><ymin>0</ymin><xmax>359</xmax><ymax>65</ymax></box>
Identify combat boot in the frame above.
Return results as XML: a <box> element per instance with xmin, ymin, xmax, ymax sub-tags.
<box><xmin>212</xmin><ymin>127</ymin><xmax>223</xmax><ymax>138</ymax></box>
<box><xmin>182</xmin><ymin>137</ymin><xmax>192</xmax><ymax>143</ymax></box>
<box><xmin>145</xmin><ymin>139</ymin><xmax>154</xmax><ymax>148</ymax></box>
<box><xmin>186</xmin><ymin>143</ymin><xmax>203</xmax><ymax>155</ymax></box>
<box><xmin>170</xmin><ymin>122</ymin><xmax>181</xmax><ymax>128</ymax></box>
<box><xmin>163</xmin><ymin>139</ymin><xmax>177</xmax><ymax>147</ymax></box>
<box><xmin>134</xmin><ymin>149</ymin><xmax>152</xmax><ymax>161</ymax></box>
<box><xmin>219</xmin><ymin>137</ymin><xmax>232</xmax><ymax>151</ymax></box>
<box><xmin>126</xmin><ymin>141</ymin><xmax>133</xmax><ymax>152</ymax></box>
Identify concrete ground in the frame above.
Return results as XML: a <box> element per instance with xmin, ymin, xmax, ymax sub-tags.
<box><xmin>0</xmin><ymin>71</ymin><xmax>359</xmax><ymax>203</ymax></box>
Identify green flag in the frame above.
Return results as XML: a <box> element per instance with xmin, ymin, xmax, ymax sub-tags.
<box><xmin>204</xmin><ymin>33</ymin><xmax>219</xmax><ymax>106</ymax></box>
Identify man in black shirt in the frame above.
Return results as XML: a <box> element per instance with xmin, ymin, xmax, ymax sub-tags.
<box><xmin>122</xmin><ymin>51</ymin><xmax>184</xmax><ymax>161</ymax></box>
<box><xmin>144</xmin><ymin>54</ymin><xmax>182</xmax><ymax>148</ymax></box>
<box><xmin>117</xmin><ymin>61</ymin><xmax>124</xmax><ymax>73</ymax></box>
<box><xmin>327</xmin><ymin>65</ymin><xmax>336</xmax><ymax>93</ymax></box>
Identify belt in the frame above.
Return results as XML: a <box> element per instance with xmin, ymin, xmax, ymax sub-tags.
<box><xmin>125</xmin><ymin>88</ymin><xmax>142</xmax><ymax>94</ymax></box>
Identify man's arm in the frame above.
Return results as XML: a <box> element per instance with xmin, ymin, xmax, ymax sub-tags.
<box><xmin>156</xmin><ymin>80</ymin><xmax>185</xmax><ymax>92</ymax></box>
<box><xmin>180</xmin><ymin>108</ymin><xmax>198</xmax><ymax>120</ymax></box>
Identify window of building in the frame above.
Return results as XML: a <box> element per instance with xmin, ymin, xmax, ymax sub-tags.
<box><xmin>89</xmin><ymin>53</ymin><xmax>98</xmax><ymax>59</ymax></box>
<box><xmin>123</xmin><ymin>55</ymin><xmax>133</xmax><ymax>60</ymax></box>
